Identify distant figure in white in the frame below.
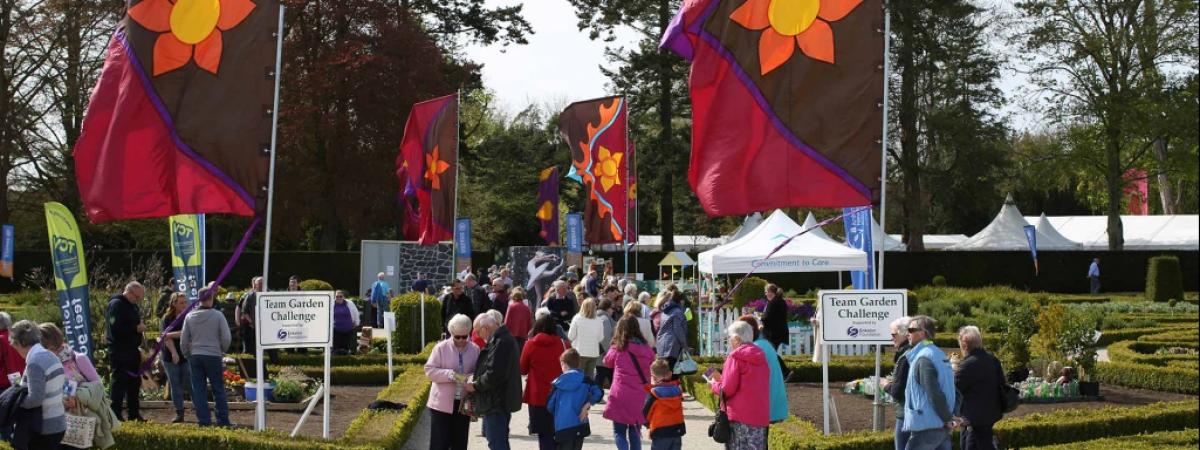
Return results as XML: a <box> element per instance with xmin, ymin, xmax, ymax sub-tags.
<box><xmin>525</xmin><ymin>250</ymin><xmax>564</xmax><ymax>304</ymax></box>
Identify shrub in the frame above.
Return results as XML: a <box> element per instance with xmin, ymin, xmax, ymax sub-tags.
<box><xmin>271</xmin><ymin>379</ymin><xmax>305</xmax><ymax>403</ymax></box>
<box><xmin>1024</xmin><ymin>429</ymin><xmax>1199</xmax><ymax>450</ymax></box>
<box><xmin>1106</xmin><ymin>340</ymin><xmax>1198</xmax><ymax>367</ymax></box>
<box><xmin>389</xmin><ymin>292</ymin><xmax>442</xmax><ymax>353</ymax></box>
<box><xmin>1094</xmin><ymin>361</ymin><xmax>1199</xmax><ymax>394</ymax></box>
<box><xmin>931</xmin><ymin>275</ymin><xmax>947</xmax><ymax>286</ymax></box>
<box><xmin>299</xmin><ymin>279</ymin><xmax>334</xmax><ymax>291</ymax></box>
<box><xmin>730</xmin><ymin>276</ymin><xmax>768</xmax><ymax>308</ymax></box>
<box><xmin>1146</xmin><ymin>255</ymin><xmax>1183</xmax><ymax>302</ymax></box>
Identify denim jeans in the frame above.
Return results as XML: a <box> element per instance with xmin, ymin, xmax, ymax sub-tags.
<box><xmin>650</xmin><ymin>437</ymin><xmax>682</xmax><ymax>450</ymax></box>
<box><xmin>188</xmin><ymin>354</ymin><xmax>230</xmax><ymax>426</ymax></box>
<box><xmin>482</xmin><ymin>411</ymin><xmax>511</xmax><ymax>450</ymax></box>
<box><xmin>614</xmin><ymin>422</ymin><xmax>642</xmax><ymax>450</ymax></box>
<box><xmin>895</xmin><ymin>419</ymin><xmax>912</xmax><ymax>450</ymax></box>
<box><xmin>905</xmin><ymin>428</ymin><xmax>951</xmax><ymax>450</ymax></box>
<box><xmin>162</xmin><ymin>356</ymin><xmax>191</xmax><ymax>414</ymax></box>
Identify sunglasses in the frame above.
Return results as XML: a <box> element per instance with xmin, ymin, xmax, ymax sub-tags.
<box><xmin>907</xmin><ymin>328</ymin><xmax>923</xmax><ymax>334</ymax></box>
<box><xmin>452</xmin><ymin>335</ymin><xmax>470</xmax><ymax>340</ymax></box>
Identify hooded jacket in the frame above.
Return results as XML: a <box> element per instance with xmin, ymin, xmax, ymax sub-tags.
<box><xmin>546</xmin><ymin>369</ymin><xmax>603</xmax><ymax>432</ymax></box>
<box><xmin>601</xmin><ymin>340</ymin><xmax>655</xmax><ymax>425</ymax></box>
<box><xmin>710</xmin><ymin>343</ymin><xmax>770</xmax><ymax>427</ymax></box>
<box><xmin>181</xmin><ymin>306</ymin><xmax>231</xmax><ymax>358</ymax></box>
<box><xmin>655</xmin><ymin>300</ymin><xmax>688</xmax><ymax>359</ymax></box>
<box><xmin>520</xmin><ymin>332</ymin><xmax>569</xmax><ymax>406</ymax></box>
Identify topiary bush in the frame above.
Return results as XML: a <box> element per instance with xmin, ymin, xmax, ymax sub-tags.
<box><xmin>1146</xmin><ymin>256</ymin><xmax>1183</xmax><ymax>302</ymax></box>
<box><xmin>299</xmin><ymin>279</ymin><xmax>334</xmax><ymax>291</ymax></box>
<box><xmin>730</xmin><ymin>276</ymin><xmax>768</xmax><ymax>308</ymax></box>
<box><xmin>931</xmin><ymin>275</ymin><xmax>947</xmax><ymax>286</ymax></box>
<box><xmin>390</xmin><ymin>292</ymin><xmax>442</xmax><ymax>353</ymax></box>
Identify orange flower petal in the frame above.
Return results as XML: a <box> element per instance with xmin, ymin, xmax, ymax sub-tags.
<box><xmin>218</xmin><ymin>0</ymin><xmax>257</xmax><ymax>30</ymax></box>
<box><xmin>797</xmin><ymin>19</ymin><xmax>835</xmax><ymax>64</ymax></box>
<box><xmin>758</xmin><ymin>28</ymin><xmax>796</xmax><ymax>75</ymax></box>
<box><xmin>128</xmin><ymin>0</ymin><xmax>173</xmax><ymax>33</ymax></box>
<box><xmin>730</xmin><ymin>0</ymin><xmax>771</xmax><ymax>30</ymax></box>
<box><xmin>194</xmin><ymin>31</ymin><xmax>223</xmax><ymax>74</ymax></box>
<box><xmin>153</xmin><ymin>34</ymin><xmax>193</xmax><ymax>76</ymax></box>
<box><xmin>818</xmin><ymin>0</ymin><xmax>863</xmax><ymax>22</ymax></box>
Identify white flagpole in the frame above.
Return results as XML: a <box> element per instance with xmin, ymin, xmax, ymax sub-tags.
<box><xmin>453</xmin><ymin>90</ymin><xmax>462</xmax><ymax>277</ymax></box>
<box><xmin>872</xmin><ymin>0</ymin><xmax>892</xmax><ymax>433</ymax></box>
<box><xmin>257</xmin><ymin>3</ymin><xmax>286</xmax><ymax>432</ymax></box>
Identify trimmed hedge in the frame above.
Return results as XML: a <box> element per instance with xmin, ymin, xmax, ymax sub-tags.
<box><xmin>390</xmin><ymin>292</ymin><xmax>443</xmax><ymax>353</ymax></box>
<box><xmin>1105</xmin><ymin>340</ymin><xmax>1199</xmax><ymax>367</ymax></box>
<box><xmin>1138</xmin><ymin>328</ymin><xmax>1200</xmax><ymax>343</ymax></box>
<box><xmin>299</xmin><ymin>279</ymin><xmax>335</xmax><ymax>291</ymax></box>
<box><xmin>1146</xmin><ymin>255</ymin><xmax>1184</xmax><ymax>302</ymax></box>
<box><xmin>1025</xmin><ymin>429</ymin><xmax>1199</xmax><ymax>450</ymax></box>
<box><xmin>1097</xmin><ymin>325</ymin><xmax>1196</xmax><ymax>346</ymax></box>
<box><xmin>342</xmin><ymin>364</ymin><xmax>431</xmax><ymax>448</ymax></box>
<box><xmin>1094</xmin><ymin>361</ymin><xmax>1199</xmax><ymax>394</ymax></box>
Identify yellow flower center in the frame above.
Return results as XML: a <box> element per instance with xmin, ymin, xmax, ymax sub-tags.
<box><xmin>170</xmin><ymin>0</ymin><xmax>221</xmax><ymax>45</ymax></box>
<box><xmin>768</xmin><ymin>0</ymin><xmax>820</xmax><ymax>36</ymax></box>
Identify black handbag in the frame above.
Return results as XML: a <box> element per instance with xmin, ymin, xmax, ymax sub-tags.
<box><xmin>999</xmin><ymin>383</ymin><xmax>1020</xmax><ymax>414</ymax></box>
<box><xmin>708</xmin><ymin>389</ymin><xmax>731</xmax><ymax>443</ymax></box>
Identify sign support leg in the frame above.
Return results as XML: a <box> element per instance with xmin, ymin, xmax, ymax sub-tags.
<box><xmin>873</xmin><ymin>343</ymin><xmax>883</xmax><ymax>431</ymax></box>
<box><xmin>255</xmin><ymin>345</ymin><xmax>265</xmax><ymax>431</ymax></box>
<box><xmin>323</xmin><ymin>344</ymin><xmax>331</xmax><ymax>439</ymax></box>
<box><xmin>822</xmin><ymin>343</ymin><xmax>830</xmax><ymax>436</ymax></box>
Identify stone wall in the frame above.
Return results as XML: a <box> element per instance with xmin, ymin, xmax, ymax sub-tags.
<box><xmin>397</xmin><ymin>243</ymin><xmax>453</xmax><ymax>293</ymax></box>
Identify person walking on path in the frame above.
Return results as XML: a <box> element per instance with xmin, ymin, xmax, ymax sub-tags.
<box><xmin>707</xmin><ymin>321</ymin><xmax>769</xmax><ymax>449</ymax></box>
<box><xmin>758</xmin><ymin>284</ymin><xmax>791</xmax><ymax>376</ymax></box>
<box><xmin>902</xmin><ymin>316</ymin><xmax>959</xmax><ymax>450</ymax></box>
<box><xmin>954</xmin><ymin>326</ymin><xmax>1004</xmax><ymax>450</ymax></box>
<box><xmin>624</xmin><ymin>301</ymin><xmax>656</xmax><ymax>350</ymax></box>
<box><xmin>522</xmin><ymin>315</ymin><xmax>571</xmax><ymax>450</ymax></box>
<box><xmin>643</xmin><ymin>358</ymin><xmax>686</xmax><ymax>450</ymax></box>
<box><xmin>333</xmin><ymin>291</ymin><xmax>361</xmax><ymax>355</ymax></box>
<box><xmin>9</xmin><ymin>321</ymin><xmax>67</xmax><ymax>449</ymax></box>
<box><xmin>159</xmin><ymin>292</ymin><xmax>191</xmax><ymax>422</ymax></box>
<box><xmin>442</xmin><ymin>280</ymin><xmax>478</xmax><ymax>334</ymax></box>
<box><xmin>1086</xmin><ymin>258</ymin><xmax>1101</xmax><ymax>294</ymax></box>
<box><xmin>368</xmin><ymin>272</ymin><xmax>393</xmax><ymax>328</ymax></box>
<box><xmin>505</xmin><ymin>290</ymin><xmax>533</xmax><ymax>356</ymax></box>
<box><xmin>603</xmin><ymin>317</ymin><xmax>655</xmax><ymax>450</ymax></box>
<box><xmin>465</xmin><ymin>274</ymin><xmax>491</xmax><ymax>318</ymax></box>
<box><xmin>547</xmin><ymin>348</ymin><xmax>604</xmax><ymax>450</ymax></box>
<box><xmin>544</xmin><ymin>281</ymin><xmax>578</xmax><ymax>333</ymax></box>
<box><xmin>181</xmin><ymin>287</ymin><xmax>233</xmax><ymax>427</ymax></box>
<box><xmin>568</xmin><ymin>299</ymin><xmax>605</xmax><ymax>379</ymax></box>
<box><xmin>737</xmin><ymin>315</ymin><xmax>788</xmax><ymax>424</ymax></box>
<box><xmin>653</xmin><ymin>292</ymin><xmax>688</xmax><ymax>375</ymax></box>
<box><xmin>425</xmin><ymin>314</ymin><xmax>481</xmax><ymax>450</ymax></box>
<box><xmin>467</xmin><ymin>314</ymin><xmax>522</xmax><ymax>450</ymax></box>
<box><xmin>880</xmin><ymin>317</ymin><xmax>914</xmax><ymax>450</ymax></box>
<box><xmin>595</xmin><ymin>299</ymin><xmax>617</xmax><ymax>388</ymax></box>
<box><xmin>490</xmin><ymin>283</ymin><xmax>511</xmax><ymax>318</ymax></box>
<box><xmin>106</xmin><ymin>281</ymin><xmax>146</xmax><ymax>422</ymax></box>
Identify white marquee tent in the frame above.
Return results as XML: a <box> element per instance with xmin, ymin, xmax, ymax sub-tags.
<box><xmin>728</xmin><ymin>212</ymin><xmax>764</xmax><ymax>242</ymax></box>
<box><xmin>948</xmin><ymin>195</ymin><xmax>1081</xmax><ymax>251</ymax></box>
<box><xmin>1022</xmin><ymin>214</ymin><xmax>1199</xmax><ymax>251</ymax></box>
<box><xmin>802</xmin><ymin>212</ymin><xmax>836</xmax><ymax>242</ymax></box>
<box><xmin>698</xmin><ymin>210</ymin><xmax>868</xmax><ymax>274</ymax></box>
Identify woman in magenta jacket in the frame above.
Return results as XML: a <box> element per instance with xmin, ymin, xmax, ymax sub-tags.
<box><xmin>603</xmin><ymin>316</ymin><xmax>656</xmax><ymax>450</ymax></box>
<box><xmin>708</xmin><ymin>320</ymin><xmax>770</xmax><ymax>449</ymax></box>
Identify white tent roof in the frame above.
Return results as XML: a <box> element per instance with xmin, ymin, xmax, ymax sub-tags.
<box><xmin>699</xmin><ymin>210</ymin><xmax>868</xmax><ymax>274</ymax></box>
<box><xmin>1033</xmin><ymin>214</ymin><xmax>1080</xmax><ymax>249</ymax></box>
<box><xmin>802</xmin><ymin>212</ymin><xmax>836</xmax><ymax>242</ymax></box>
<box><xmin>920</xmin><ymin>234</ymin><xmax>969</xmax><ymax>250</ymax></box>
<box><xmin>949</xmin><ymin>195</ymin><xmax>1080</xmax><ymax>251</ymax></box>
<box><xmin>728</xmin><ymin>212</ymin><xmax>764</xmax><ymax>242</ymax></box>
<box><xmin>871</xmin><ymin>216</ymin><xmax>907</xmax><ymax>251</ymax></box>
<box><xmin>1023</xmin><ymin>214</ymin><xmax>1199</xmax><ymax>250</ymax></box>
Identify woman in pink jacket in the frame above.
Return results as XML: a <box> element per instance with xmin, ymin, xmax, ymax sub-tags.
<box><xmin>603</xmin><ymin>316</ymin><xmax>656</xmax><ymax>450</ymax></box>
<box><xmin>708</xmin><ymin>320</ymin><xmax>770</xmax><ymax>449</ymax></box>
<box><xmin>424</xmin><ymin>314</ymin><xmax>481</xmax><ymax>450</ymax></box>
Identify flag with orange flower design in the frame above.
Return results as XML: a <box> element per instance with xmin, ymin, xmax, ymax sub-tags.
<box><xmin>397</xmin><ymin>93</ymin><xmax>458</xmax><ymax>245</ymax></box>
<box><xmin>558</xmin><ymin>96</ymin><xmax>628</xmax><ymax>245</ymax></box>
<box><xmin>74</xmin><ymin>0</ymin><xmax>281</xmax><ymax>223</ymax></box>
<box><xmin>661</xmin><ymin>0</ymin><xmax>884</xmax><ymax>216</ymax></box>
<box><xmin>535</xmin><ymin>166</ymin><xmax>560</xmax><ymax>246</ymax></box>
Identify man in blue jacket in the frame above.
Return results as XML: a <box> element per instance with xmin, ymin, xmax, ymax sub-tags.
<box><xmin>902</xmin><ymin>315</ymin><xmax>959</xmax><ymax>450</ymax></box>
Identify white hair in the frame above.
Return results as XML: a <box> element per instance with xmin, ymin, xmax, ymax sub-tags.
<box><xmin>637</xmin><ymin>292</ymin><xmax>651</xmax><ymax>304</ymax></box>
<box><xmin>0</xmin><ymin>312</ymin><xmax>12</xmax><ymax>331</ymax></box>
<box><xmin>124</xmin><ymin>281</ymin><xmax>144</xmax><ymax>294</ymax></box>
<box><xmin>890</xmin><ymin>316</ymin><xmax>912</xmax><ymax>337</ymax></box>
<box><xmin>474</xmin><ymin>313</ymin><xmax>498</xmax><ymax>329</ymax></box>
<box><xmin>623</xmin><ymin>283</ymin><xmax>637</xmax><ymax>297</ymax></box>
<box><xmin>535</xmin><ymin>307</ymin><xmax>552</xmax><ymax>320</ymax></box>
<box><xmin>485</xmin><ymin>309</ymin><xmax>503</xmax><ymax>325</ymax></box>
<box><xmin>959</xmin><ymin>325</ymin><xmax>984</xmax><ymax>351</ymax></box>
<box><xmin>552</xmin><ymin>280</ymin><xmax>567</xmax><ymax>290</ymax></box>
<box><xmin>728</xmin><ymin>321</ymin><xmax>754</xmax><ymax>344</ymax></box>
<box><xmin>447</xmin><ymin>314</ymin><xmax>473</xmax><ymax>335</ymax></box>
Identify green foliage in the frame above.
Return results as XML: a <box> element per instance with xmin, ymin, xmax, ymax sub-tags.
<box><xmin>298</xmin><ymin>279</ymin><xmax>334</xmax><ymax>291</ymax></box>
<box><xmin>1106</xmin><ymin>340</ymin><xmax>1198</xmax><ymax>367</ymax></box>
<box><xmin>271</xmin><ymin>379</ymin><xmax>305</xmax><ymax>403</ymax></box>
<box><xmin>1138</xmin><ymin>328</ymin><xmax>1200</xmax><ymax>343</ymax></box>
<box><xmin>343</xmin><ymin>365</ymin><xmax>431</xmax><ymax>447</ymax></box>
<box><xmin>730</xmin><ymin>276</ymin><xmax>768</xmax><ymax>308</ymax></box>
<box><xmin>931</xmin><ymin>275</ymin><xmax>947</xmax><ymax>287</ymax></box>
<box><xmin>1025</xmin><ymin>429</ymin><xmax>1199</xmax><ymax>450</ymax></box>
<box><xmin>1094</xmin><ymin>361</ymin><xmax>1199</xmax><ymax>394</ymax></box>
<box><xmin>1146</xmin><ymin>256</ymin><xmax>1184</xmax><ymax>302</ymax></box>
<box><xmin>390</xmin><ymin>292</ymin><xmax>442</xmax><ymax>353</ymax></box>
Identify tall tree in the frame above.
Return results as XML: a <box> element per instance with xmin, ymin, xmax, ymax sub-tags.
<box><xmin>1017</xmin><ymin>0</ymin><xmax>1198</xmax><ymax>249</ymax></box>
<box><xmin>1</xmin><ymin>0</ymin><xmax>55</xmax><ymax>226</ymax></box>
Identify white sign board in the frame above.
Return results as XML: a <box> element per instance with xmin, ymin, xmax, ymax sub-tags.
<box><xmin>257</xmin><ymin>291</ymin><xmax>333</xmax><ymax>348</ymax></box>
<box><xmin>819</xmin><ymin>289</ymin><xmax>907</xmax><ymax>344</ymax></box>
<box><xmin>383</xmin><ymin>311</ymin><xmax>396</xmax><ymax>332</ymax></box>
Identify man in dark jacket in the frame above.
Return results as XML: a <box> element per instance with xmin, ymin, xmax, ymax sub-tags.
<box><xmin>440</xmin><ymin>280</ymin><xmax>476</xmax><ymax>334</ymax></box>
<box><xmin>107</xmin><ymin>281</ymin><xmax>146</xmax><ymax>421</ymax></box>
<box><xmin>467</xmin><ymin>314</ymin><xmax>522</xmax><ymax>450</ymax></box>
<box><xmin>543</xmin><ymin>280</ymin><xmax>577</xmax><ymax>332</ymax></box>
<box><xmin>955</xmin><ymin>326</ymin><xmax>1005</xmax><ymax>450</ymax></box>
<box><xmin>881</xmin><ymin>316</ymin><xmax>913</xmax><ymax>450</ymax></box>
<box><xmin>463</xmin><ymin>274</ymin><xmax>490</xmax><ymax>316</ymax></box>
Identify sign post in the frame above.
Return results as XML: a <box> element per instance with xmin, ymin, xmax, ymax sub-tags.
<box><xmin>257</xmin><ymin>291</ymin><xmax>334</xmax><ymax>438</ymax></box>
<box><xmin>384</xmin><ymin>311</ymin><xmax>396</xmax><ymax>382</ymax></box>
<box><xmin>818</xmin><ymin>289</ymin><xmax>906</xmax><ymax>435</ymax></box>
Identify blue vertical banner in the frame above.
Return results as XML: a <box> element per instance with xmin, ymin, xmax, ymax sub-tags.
<box><xmin>454</xmin><ymin>218</ymin><xmax>472</xmax><ymax>273</ymax></box>
<box><xmin>842</xmin><ymin>207</ymin><xmax>875</xmax><ymax>289</ymax></box>
<box><xmin>565</xmin><ymin>213</ymin><xmax>584</xmax><ymax>269</ymax></box>
<box><xmin>0</xmin><ymin>224</ymin><xmax>13</xmax><ymax>278</ymax></box>
<box><xmin>169</xmin><ymin>214</ymin><xmax>205</xmax><ymax>303</ymax></box>
<box><xmin>44</xmin><ymin>202</ymin><xmax>94</xmax><ymax>356</ymax></box>
<box><xmin>1023</xmin><ymin>224</ymin><xmax>1039</xmax><ymax>276</ymax></box>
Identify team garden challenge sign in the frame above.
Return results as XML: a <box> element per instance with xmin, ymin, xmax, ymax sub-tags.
<box><xmin>819</xmin><ymin>289</ymin><xmax>907</xmax><ymax>344</ymax></box>
<box><xmin>257</xmin><ymin>291</ymin><xmax>333</xmax><ymax>348</ymax></box>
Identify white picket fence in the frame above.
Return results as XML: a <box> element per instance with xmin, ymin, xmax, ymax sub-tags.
<box><xmin>699</xmin><ymin>308</ymin><xmax>871</xmax><ymax>357</ymax></box>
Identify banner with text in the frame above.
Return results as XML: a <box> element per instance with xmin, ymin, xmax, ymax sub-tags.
<box><xmin>0</xmin><ymin>224</ymin><xmax>13</xmax><ymax>278</ymax></box>
<box><xmin>454</xmin><ymin>218</ymin><xmax>472</xmax><ymax>273</ymax></box>
<box><xmin>44</xmin><ymin>203</ymin><xmax>94</xmax><ymax>356</ymax></box>
<box><xmin>565</xmin><ymin>212</ymin><xmax>584</xmax><ymax>269</ymax></box>
<box><xmin>1023</xmin><ymin>224</ymin><xmax>1039</xmax><ymax>276</ymax></box>
<box><xmin>169</xmin><ymin>214</ymin><xmax>205</xmax><ymax>303</ymax></box>
<box><xmin>819</xmin><ymin>289</ymin><xmax>906</xmax><ymax>344</ymax></box>
<box><xmin>257</xmin><ymin>291</ymin><xmax>333</xmax><ymax>348</ymax></box>
<box><xmin>842</xmin><ymin>208</ymin><xmax>875</xmax><ymax>289</ymax></box>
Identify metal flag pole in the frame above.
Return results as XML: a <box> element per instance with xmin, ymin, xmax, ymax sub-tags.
<box><xmin>623</xmin><ymin>100</ymin><xmax>630</xmax><ymax>278</ymax></box>
<box><xmin>872</xmin><ymin>0</ymin><xmax>892</xmax><ymax>433</ymax></box>
<box><xmin>257</xmin><ymin>2</ymin><xmax>286</xmax><ymax>432</ymax></box>
<box><xmin>453</xmin><ymin>90</ymin><xmax>462</xmax><ymax>279</ymax></box>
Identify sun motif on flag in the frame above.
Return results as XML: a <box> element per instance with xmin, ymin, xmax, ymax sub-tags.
<box><xmin>424</xmin><ymin>146</ymin><xmax>451</xmax><ymax>190</ymax></box>
<box><xmin>536</xmin><ymin>201</ymin><xmax>555</xmax><ymax>221</ymax></box>
<box><xmin>596</xmin><ymin>146</ymin><xmax>623</xmax><ymax>192</ymax></box>
<box><xmin>128</xmin><ymin>0</ymin><xmax>257</xmax><ymax>76</ymax></box>
<box><xmin>730</xmin><ymin>0</ymin><xmax>863</xmax><ymax>75</ymax></box>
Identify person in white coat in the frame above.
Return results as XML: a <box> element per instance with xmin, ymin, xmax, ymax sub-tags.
<box><xmin>567</xmin><ymin>298</ymin><xmax>605</xmax><ymax>379</ymax></box>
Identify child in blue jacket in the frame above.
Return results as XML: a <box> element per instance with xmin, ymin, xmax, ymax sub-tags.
<box><xmin>547</xmin><ymin>348</ymin><xmax>603</xmax><ymax>450</ymax></box>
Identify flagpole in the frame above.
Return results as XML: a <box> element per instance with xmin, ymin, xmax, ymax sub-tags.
<box><xmin>877</xmin><ymin>2</ymin><xmax>891</xmax><ymax>290</ymax></box>
<box><xmin>453</xmin><ymin>90</ymin><xmax>462</xmax><ymax>276</ymax></box>
<box><xmin>623</xmin><ymin>101</ymin><xmax>630</xmax><ymax>279</ymax></box>
<box><xmin>257</xmin><ymin>3</ymin><xmax>285</xmax><ymax>432</ymax></box>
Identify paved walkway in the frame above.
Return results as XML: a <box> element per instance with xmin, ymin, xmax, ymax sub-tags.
<box><xmin>404</xmin><ymin>391</ymin><xmax>721</xmax><ymax>449</ymax></box>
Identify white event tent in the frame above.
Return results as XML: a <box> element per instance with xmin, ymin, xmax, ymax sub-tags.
<box><xmin>699</xmin><ymin>209</ymin><xmax>868</xmax><ymax>274</ymax></box>
<box><xmin>802</xmin><ymin>212</ymin><xmax>837</xmax><ymax>242</ymax></box>
<box><xmin>948</xmin><ymin>195</ymin><xmax>1081</xmax><ymax>251</ymax></box>
<box><xmin>1022</xmin><ymin>214</ymin><xmax>1199</xmax><ymax>251</ymax></box>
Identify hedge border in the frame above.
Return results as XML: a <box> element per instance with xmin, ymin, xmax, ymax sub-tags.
<box><xmin>1024</xmin><ymin>429</ymin><xmax>1199</xmax><ymax>450</ymax></box>
<box><xmin>1105</xmin><ymin>340</ymin><xmax>1198</xmax><ymax>367</ymax></box>
<box><xmin>1093</xmin><ymin>360</ymin><xmax>1200</xmax><ymax>394</ymax></box>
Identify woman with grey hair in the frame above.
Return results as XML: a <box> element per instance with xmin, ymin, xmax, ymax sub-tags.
<box><xmin>9</xmin><ymin>320</ymin><xmax>66</xmax><ymax>449</ymax></box>
<box><xmin>707</xmin><ymin>320</ymin><xmax>770</xmax><ymax>449</ymax></box>
<box><xmin>880</xmin><ymin>316</ymin><xmax>912</xmax><ymax>450</ymax></box>
<box><xmin>0</xmin><ymin>312</ymin><xmax>26</xmax><ymax>390</ymax></box>
<box><xmin>424</xmin><ymin>314</ymin><xmax>480</xmax><ymax>450</ymax></box>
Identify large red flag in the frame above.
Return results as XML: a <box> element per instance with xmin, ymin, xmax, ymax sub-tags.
<box><xmin>397</xmin><ymin>94</ymin><xmax>458</xmax><ymax>245</ymax></box>
<box><xmin>559</xmin><ymin>96</ymin><xmax>629</xmax><ymax>244</ymax></box>
<box><xmin>661</xmin><ymin>0</ymin><xmax>884</xmax><ymax>216</ymax></box>
<box><xmin>74</xmin><ymin>0</ymin><xmax>280</xmax><ymax>223</ymax></box>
